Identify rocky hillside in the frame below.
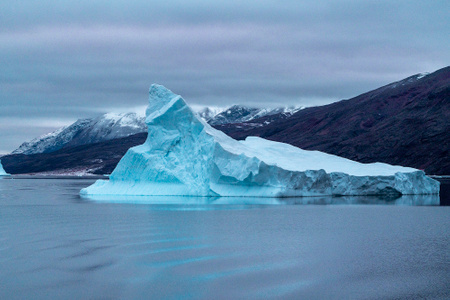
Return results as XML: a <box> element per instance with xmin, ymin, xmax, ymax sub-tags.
<box><xmin>219</xmin><ymin>67</ymin><xmax>450</xmax><ymax>175</ymax></box>
<box><xmin>2</xmin><ymin>133</ymin><xmax>147</xmax><ymax>175</ymax></box>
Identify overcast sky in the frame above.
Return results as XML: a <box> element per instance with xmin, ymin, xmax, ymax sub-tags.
<box><xmin>0</xmin><ymin>0</ymin><xmax>449</xmax><ymax>153</ymax></box>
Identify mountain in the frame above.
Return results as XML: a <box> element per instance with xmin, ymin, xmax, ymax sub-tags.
<box><xmin>208</xmin><ymin>105</ymin><xmax>302</xmax><ymax>125</ymax></box>
<box><xmin>219</xmin><ymin>67</ymin><xmax>450</xmax><ymax>175</ymax></box>
<box><xmin>12</xmin><ymin>105</ymin><xmax>300</xmax><ymax>156</ymax></box>
<box><xmin>213</xmin><ymin>107</ymin><xmax>305</xmax><ymax>135</ymax></box>
<box><xmin>2</xmin><ymin>133</ymin><xmax>148</xmax><ymax>175</ymax></box>
<box><xmin>2</xmin><ymin>67</ymin><xmax>448</xmax><ymax>175</ymax></box>
<box><xmin>196</xmin><ymin>107</ymin><xmax>225</xmax><ymax>123</ymax></box>
<box><xmin>12</xmin><ymin>112</ymin><xmax>147</xmax><ymax>155</ymax></box>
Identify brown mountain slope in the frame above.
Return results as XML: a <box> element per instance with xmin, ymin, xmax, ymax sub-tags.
<box><xmin>218</xmin><ymin>66</ymin><xmax>450</xmax><ymax>174</ymax></box>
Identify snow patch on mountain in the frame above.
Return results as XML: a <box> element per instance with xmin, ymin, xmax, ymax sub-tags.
<box><xmin>416</xmin><ymin>72</ymin><xmax>430</xmax><ymax>79</ymax></box>
<box><xmin>388</xmin><ymin>72</ymin><xmax>432</xmax><ymax>89</ymax></box>
<box><xmin>208</xmin><ymin>105</ymin><xmax>303</xmax><ymax>125</ymax></box>
<box><xmin>195</xmin><ymin>106</ymin><xmax>226</xmax><ymax>122</ymax></box>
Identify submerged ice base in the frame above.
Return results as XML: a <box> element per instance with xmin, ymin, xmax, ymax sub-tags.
<box><xmin>81</xmin><ymin>84</ymin><xmax>439</xmax><ymax>198</ymax></box>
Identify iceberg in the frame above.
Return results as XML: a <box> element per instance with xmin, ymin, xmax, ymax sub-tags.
<box><xmin>81</xmin><ymin>84</ymin><xmax>439</xmax><ymax>198</ymax></box>
<box><xmin>0</xmin><ymin>160</ymin><xmax>9</xmax><ymax>176</ymax></box>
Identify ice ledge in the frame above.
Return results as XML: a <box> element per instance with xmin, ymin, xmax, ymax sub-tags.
<box><xmin>81</xmin><ymin>169</ymin><xmax>438</xmax><ymax>197</ymax></box>
<box><xmin>81</xmin><ymin>84</ymin><xmax>440</xmax><ymax>199</ymax></box>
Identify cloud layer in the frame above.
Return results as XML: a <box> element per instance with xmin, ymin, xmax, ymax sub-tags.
<box><xmin>0</xmin><ymin>0</ymin><xmax>449</xmax><ymax>153</ymax></box>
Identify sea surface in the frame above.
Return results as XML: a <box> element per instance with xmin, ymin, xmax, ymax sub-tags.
<box><xmin>0</xmin><ymin>177</ymin><xmax>449</xmax><ymax>299</ymax></box>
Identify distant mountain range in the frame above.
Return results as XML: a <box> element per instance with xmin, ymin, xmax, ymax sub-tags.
<box><xmin>204</xmin><ymin>105</ymin><xmax>303</xmax><ymax>125</ymax></box>
<box><xmin>2</xmin><ymin>66</ymin><xmax>449</xmax><ymax>175</ymax></box>
<box><xmin>11</xmin><ymin>105</ymin><xmax>301</xmax><ymax>156</ymax></box>
<box><xmin>12</xmin><ymin>112</ymin><xmax>147</xmax><ymax>155</ymax></box>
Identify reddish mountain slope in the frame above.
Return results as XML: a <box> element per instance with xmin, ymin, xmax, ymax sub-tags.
<box><xmin>219</xmin><ymin>67</ymin><xmax>450</xmax><ymax>174</ymax></box>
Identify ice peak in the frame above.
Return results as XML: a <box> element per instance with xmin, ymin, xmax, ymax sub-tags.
<box><xmin>149</xmin><ymin>83</ymin><xmax>176</xmax><ymax>98</ymax></box>
<box><xmin>146</xmin><ymin>84</ymin><xmax>185</xmax><ymax>120</ymax></box>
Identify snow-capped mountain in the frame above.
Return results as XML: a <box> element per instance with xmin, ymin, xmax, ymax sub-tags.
<box><xmin>208</xmin><ymin>105</ymin><xmax>303</xmax><ymax>125</ymax></box>
<box><xmin>13</xmin><ymin>105</ymin><xmax>302</xmax><ymax>155</ymax></box>
<box><xmin>13</xmin><ymin>112</ymin><xmax>147</xmax><ymax>155</ymax></box>
<box><xmin>196</xmin><ymin>107</ymin><xmax>225</xmax><ymax>123</ymax></box>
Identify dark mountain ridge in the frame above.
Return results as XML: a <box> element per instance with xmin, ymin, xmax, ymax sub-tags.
<box><xmin>219</xmin><ymin>67</ymin><xmax>450</xmax><ymax>174</ymax></box>
<box><xmin>1</xmin><ymin>133</ymin><xmax>147</xmax><ymax>175</ymax></box>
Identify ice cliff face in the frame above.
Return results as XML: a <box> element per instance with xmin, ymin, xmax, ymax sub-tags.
<box><xmin>0</xmin><ymin>160</ymin><xmax>9</xmax><ymax>176</ymax></box>
<box><xmin>81</xmin><ymin>84</ymin><xmax>439</xmax><ymax>198</ymax></box>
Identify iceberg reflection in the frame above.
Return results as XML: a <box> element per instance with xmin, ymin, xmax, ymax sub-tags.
<box><xmin>80</xmin><ymin>194</ymin><xmax>439</xmax><ymax>206</ymax></box>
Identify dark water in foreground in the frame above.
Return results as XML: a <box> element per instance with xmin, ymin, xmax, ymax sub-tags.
<box><xmin>0</xmin><ymin>178</ymin><xmax>449</xmax><ymax>299</ymax></box>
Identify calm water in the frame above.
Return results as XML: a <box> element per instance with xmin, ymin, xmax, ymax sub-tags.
<box><xmin>0</xmin><ymin>178</ymin><xmax>449</xmax><ymax>299</ymax></box>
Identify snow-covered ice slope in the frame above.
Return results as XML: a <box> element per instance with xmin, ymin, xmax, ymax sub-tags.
<box><xmin>0</xmin><ymin>160</ymin><xmax>9</xmax><ymax>176</ymax></box>
<box><xmin>81</xmin><ymin>84</ymin><xmax>439</xmax><ymax>197</ymax></box>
